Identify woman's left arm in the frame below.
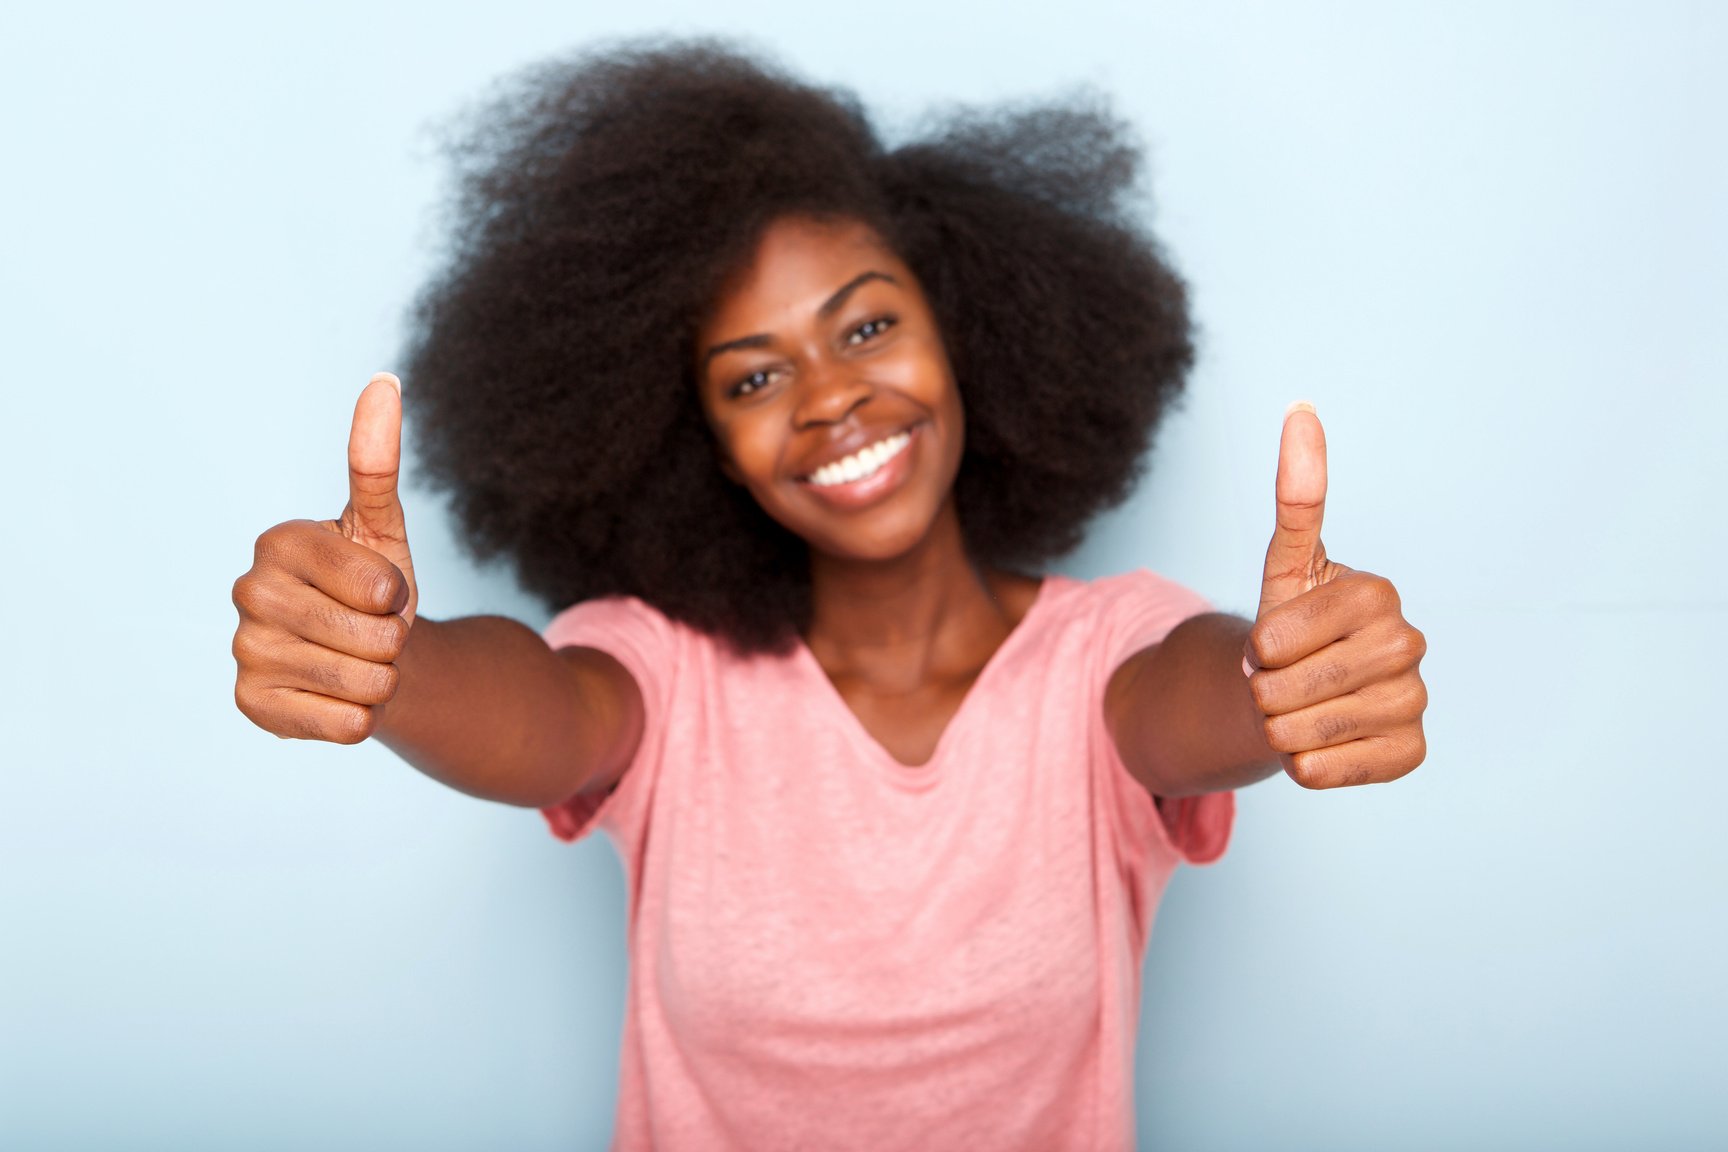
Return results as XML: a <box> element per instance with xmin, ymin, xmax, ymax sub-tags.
<box><xmin>1106</xmin><ymin>406</ymin><xmax>1429</xmax><ymax>797</ymax></box>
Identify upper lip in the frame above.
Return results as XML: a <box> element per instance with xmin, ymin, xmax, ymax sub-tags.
<box><xmin>792</xmin><ymin>423</ymin><xmax>917</xmax><ymax>480</ymax></box>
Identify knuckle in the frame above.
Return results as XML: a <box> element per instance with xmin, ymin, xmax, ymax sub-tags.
<box><xmin>1405</xmin><ymin>729</ymin><xmax>1428</xmax><ymax>771</ymax></box>
<box><xmin>231</xmin><ymin>626</ymin><xmax>262</xmax><ymax>666</ymax></box>
<box><xmin>310</xmin><ymin>702</ymin><xmax>375</xmax><ymax>745</ymax></box>
<box><xmin>1266</xmin><ymin>618</ymin><xmax>1305</xmax><ymax>659</ymax></box>
<box><xmin>1389</xmin><ymin>626</ymin><xmax>1424</xmax><ymax>668</ymax></box>
<box><xmin>1263</xmin><ymin>715</ymin><xmax>1297</xmax><ymax>755</ymax></box>
<box><xmin>346</xmin><ymin>556</ymin><xmax>404</xmax><ymax>613</ymax></box>
<box><xmin>1246</xmin><ymin>624</ymin><xmax>1278</xmax><ymax>668</ymax></box>
<box><xmin>322</xmin><ymin>601</ymin><xmax>371</xmax><ymax>649</ymax></box>
<box><xmin>367</xmin><ymin>573</ymin><xmax>401</xmax><ymax>612</ymax></box>
<box><xmin>234</xmin><ymin>573</ymin><xmax>292</xmax><ymax>625</ymax></box>
<box><xmin>234</xmin><ymin>682</ymin><xmax>260</xmax><ymax>723</ymax></box>
<box><xmin>338</xmin><ymin>552</ymin><xmax>377</xmax><ymax>598</ymax></box>
<box><xmin>1247</xmin><ymin>673</ymin><xmax>1280</xmax><ymax>715</ymax></box>
<box><xmin>252</xmin><ymin>525</ymin><xmax>282</xmax><ymax>560</ymax></box>
<box><xmin>334</xmin><ymin>705</ymin><xmax>376</xmax><ymax>745</ymax></box>
<box><xmin>236</xmin><ymin>684</ymin><xmax>289</xmax><ymax>739</ymax></box>
<box><xmin>377</xmin><ymin>614</ymin><xmax>410</xmax><ymax>660</ymax></box>
<box><xmin>1296</xmin><ymin>591</ymin><xmax>1333</xmax><ymax>626</ymax></box>
<box><xmin>1301</xmin><ymin>660</ymin><xmax>1349</xmax><ymax>698</ymax></box>
<box><xmin>292</xmin><ymin>704</ymin><xmax>333</xmax><ymax>743</ymax></box>
<box><xmin>1286</xmin><ymin>752</ymin><xmax>1329</xmax><ymax>789</ymax></box>
<box><xmin>231</xmin><ymin>572</ymin><xmax>263</xmax><ymax>615</ymax></box>
<box><xmin>1366</xmin><ymin>575</ymin><xmax>1401</xmax><ymax>613</ymax></box>
<box><xmin>254</xmin><ymin>519</ymin><xmax>311</xmax><ymax>561</ymax></box>
<box><xmin>306</xmin><ymin>655</ymin><xmax>345</xmax><ymax>696</ymax></box>
<box><xmin>1314</xmin><ymin>711</ymin><xmax>1357</xmax><ymax>744</ymax></box>
<box><xmin>360</xmin><ymin>662</ymin><xmax>400</xmax><ymax>705</ymax></box>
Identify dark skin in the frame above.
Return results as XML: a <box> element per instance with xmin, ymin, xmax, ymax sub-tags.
<box><xmin>693</xmin><ymin>217</ymin><xmax>1039</xmax><ymax>767</ymax></box>
<box><xmin>231</xmin><ymin>213</ymin><xmax>1426</xmax><ymax>807</ymax></box>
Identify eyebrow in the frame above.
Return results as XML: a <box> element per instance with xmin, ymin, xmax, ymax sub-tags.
<box><xmin>700</xmin><ymin>271</ymin><xmax>900</xmax><ymax>370</ymax></box>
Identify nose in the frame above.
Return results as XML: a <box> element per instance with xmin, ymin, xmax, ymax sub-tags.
<box><xmin>792</xmin><ymin>361</ymin><xmax>872</xmax><ymax>428</ymax></box>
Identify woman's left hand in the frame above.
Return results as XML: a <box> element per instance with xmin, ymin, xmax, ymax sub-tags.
<box><xmin>1243</xmin><ymin>405</ymin><xmax>1428</xmax><ymax>788</ymax></box>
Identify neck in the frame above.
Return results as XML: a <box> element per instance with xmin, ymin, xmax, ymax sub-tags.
<box><xmin>804</xmin><ymin>499</ymin><xmax>1009</xmax><ymax>683</ymax></box>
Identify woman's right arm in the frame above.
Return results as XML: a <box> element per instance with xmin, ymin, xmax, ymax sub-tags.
<box><xmin>371</xmin><ymin>615</ymin><xmax>642</xmax><ymax>807</ymax></box>
<box><xmin>230</xmin><ymin>374</ymin><xmax>641</xmax><ymax>809</ymax></box>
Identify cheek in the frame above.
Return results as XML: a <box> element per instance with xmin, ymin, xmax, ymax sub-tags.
<box><xmin>714</xmin><ymin>416</ymin><xmax>784</xmax><ymax>490</ymax></box>
<box><xmin>934</xmin><ymin>373</ymin><xmax>966</xmax><ymax>464</ymax></box>
<box><xmin>909</xmin><ymin>336</ymin><xmax>962</xmax><ymax>425</ymax></box>
<box><xmin>941</xmin><ymin>377</ymin><xmax>964</xmax><ymax>432</ymax></box>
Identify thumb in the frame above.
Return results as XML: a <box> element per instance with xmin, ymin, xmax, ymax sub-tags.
<box><xmin>1258</xmin><ymin>401</ymin><xmax>1330</xmax><ymax>618</ymax></box>
<box><xmin>343</xmin><ymin>372</ymin><xmax>408</xmax><ymax>545</ymax></box>
<box><xmin>337</xmin><ymin>372</ymin><xmax>418</xmax><ymax>625</ymax></box>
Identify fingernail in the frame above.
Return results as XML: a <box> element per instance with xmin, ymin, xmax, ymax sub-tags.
<box><xmin>1242</xmin><ymin>654</ymin><xmax>1255</xmax><ymax>678</ymax></box>
<box><xmin>1284</xmin><ymin>399</ymin><xmax>1316</xmax><ymax>420</ymax></box>
<box><xmin>371</xmin><ymin>371</ymin><xmax>402</xmax><ymax>396</ymax></box>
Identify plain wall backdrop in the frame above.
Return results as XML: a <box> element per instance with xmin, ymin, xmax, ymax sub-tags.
<box><xmin>2</xmin><ymin>1</ymin><xmax>1723</xmax><ymax>1148</ymax></box>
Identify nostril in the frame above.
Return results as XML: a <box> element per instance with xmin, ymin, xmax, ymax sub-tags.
<box><xmin>795</xmin><ymin>376</ymin><xmax>873</xmax><ymax>427</ymax></box>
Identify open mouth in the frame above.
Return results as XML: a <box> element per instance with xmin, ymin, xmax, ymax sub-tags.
<box><xmin>800</xmin><ymin>430</ymin><xmax>914</xmax><ymax>488</ymax></box>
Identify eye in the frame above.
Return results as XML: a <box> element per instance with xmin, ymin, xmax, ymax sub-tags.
<box><xmin>728</xmin><ymin>368</ymin><xmax>775</xmax><ymax>399</ymax></box>
<box><xmin>844</xmin><ymin>315</ymin><xmax>896</xmax><ymax>346</ymax></box>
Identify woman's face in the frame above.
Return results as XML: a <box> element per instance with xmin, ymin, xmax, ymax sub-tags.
<box><xmin>695</xmin><ymin>215</ymin><xmax>965</xmax><ymax>564</ymax></box>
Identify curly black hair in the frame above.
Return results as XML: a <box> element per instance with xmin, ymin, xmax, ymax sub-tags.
<box><xmin>402</xmin><ymin>37</ymin><xmax>1195</xmax><ymax>653</ymax></box>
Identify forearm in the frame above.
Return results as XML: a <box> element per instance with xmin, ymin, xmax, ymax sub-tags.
<box><xmin>1109</xmin><ymin>612</ymin><xmax>1282</xmax><ymax>797</ymax></box>
<box><xmin>374</xmin><ymin>615</ymin><xmax>634</xmax><ymax>809</ymax></box>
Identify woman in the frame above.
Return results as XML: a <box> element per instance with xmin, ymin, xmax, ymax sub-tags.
<box><xmin>231</xmin><ymin>40</ymin><xmax>1427</xmax><ymax>1150</ymax></box>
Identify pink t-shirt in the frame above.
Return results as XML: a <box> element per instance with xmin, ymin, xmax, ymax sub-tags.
<box><xmin>540</xmin><ymin>570</ymin><xmax>1234</xmax><ymax>1151</ymax></box>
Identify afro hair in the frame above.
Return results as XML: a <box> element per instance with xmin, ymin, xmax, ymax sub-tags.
<box><xmin>401</xmin><ymin>37</ymin><xmax>1195</xmax><ymax>653</ymax></box>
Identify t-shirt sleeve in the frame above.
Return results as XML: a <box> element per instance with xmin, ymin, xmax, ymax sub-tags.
<box><xmin>537</xmin><ymin>595</ymin><xmax>676</xmax><ymax>850</ymax></box>
<box><xmin>1090</xmin><ymin>569</ymin><xmax>1236</xmax><ymax>868</ymax></box>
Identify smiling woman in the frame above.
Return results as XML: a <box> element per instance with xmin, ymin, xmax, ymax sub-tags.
<box><xmin>397</xmin><ymin>38</ymin><xmax>1195</xmax><ymax>652</ymax></box>
<box><xmin>229</xmin><ymin>33</ymin><xmax>1427</xmax><ymax>1152</ymax></box>
<box><xmin>695</xmin><ymin>218</ymin><xmax>967</xmax><ymax>564</ymax></box>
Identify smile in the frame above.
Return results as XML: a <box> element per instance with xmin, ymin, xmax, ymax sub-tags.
<box><xmin>803</xmin><ymin>430</ymin><xmax>913</xmax><ymax>488</ymax></box>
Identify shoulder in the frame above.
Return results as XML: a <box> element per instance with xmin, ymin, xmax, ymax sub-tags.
<box><xmin>542</xmin><ymin>594</ymin><xmax>783</xmax><ymax>707</ymax></box>
<box><xmin>544</xmin><ymin>594</ymin><xmax>682</xmax><ymax>655</ymax></box>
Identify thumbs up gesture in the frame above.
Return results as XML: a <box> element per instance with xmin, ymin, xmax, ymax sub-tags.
<box><xmin>231</xmin><ymin>374</ymin><xmax>419</xmax><ymax>743</ymax></box>
<box><xmin>1244</xmin><ymin>404</ymin><xmax>1428</xmax><ymax>788</ymax></box>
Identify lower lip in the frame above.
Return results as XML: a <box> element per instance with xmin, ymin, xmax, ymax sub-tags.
<box><xmin>797</xmin><ymin>428</ymin><xmax>919</xmax><ymax>510</ymax></box>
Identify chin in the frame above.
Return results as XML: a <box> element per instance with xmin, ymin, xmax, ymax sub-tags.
<box><xmin>796</xmin><ymin>504</ymin><xmax>948</xmax><ymax>566</ymax></box>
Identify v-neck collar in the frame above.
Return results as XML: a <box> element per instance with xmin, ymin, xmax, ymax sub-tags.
<box><xmin>787</xmin><ymin>575</ymin><xmax>1065</xmax><ymax>784</ymax></box>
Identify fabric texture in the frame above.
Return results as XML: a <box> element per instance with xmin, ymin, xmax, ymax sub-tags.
<box><xmin>541</xmin><ymin>569</ymin><xmax>1234</xmax><ymax>1151</ymax></box>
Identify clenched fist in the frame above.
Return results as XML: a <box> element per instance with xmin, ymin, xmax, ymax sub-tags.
<box><xmin>1244</xmin><ymin>404</ymin><xmax>1429</xmax><ymax>788</ymax></box>
<box><xmin>232</xmin><ymin>373</ymin><xmax>420</xmax><ymax>743</ymax></box>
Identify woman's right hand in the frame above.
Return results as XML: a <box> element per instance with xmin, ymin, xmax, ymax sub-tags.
<box><xmin>232</xmin><ymin>373</ymin><xmax>421</xmax><ymax>743</ymax></box>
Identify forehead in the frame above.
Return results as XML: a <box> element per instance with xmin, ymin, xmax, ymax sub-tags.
<box><xmin>701</xmin><ymin>215</ymin><xmax>907</xmax><ymax>332</ymax></box>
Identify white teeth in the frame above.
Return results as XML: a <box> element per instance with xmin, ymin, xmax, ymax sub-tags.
<box><xmin>808</xmin><ymin>431</ymin><xmax>912</xmax><ymax>488</ymax></box>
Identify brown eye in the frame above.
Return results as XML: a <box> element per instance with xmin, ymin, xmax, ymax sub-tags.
<box><xmin>729</xmin><ymin>369</ymin><xmax>773</xmax><ymax>399</ymax></box>
<box><xmin>845</xmin><ymin>316</ymin><xmax>896</xmax><ymax>346</ymax></box>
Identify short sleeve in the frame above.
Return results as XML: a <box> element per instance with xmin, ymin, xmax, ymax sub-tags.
<box><xmin>1089</xmin><ymin>569</ymin><xmax>1236</xmax><ymax>867</ymax></box>
<box><xmin>537</xmin><ymin>595</ymin><xmax>677</xmax><ymax>849</ymax></box>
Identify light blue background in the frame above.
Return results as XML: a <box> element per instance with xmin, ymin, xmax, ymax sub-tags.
<box><xmin>3</xmin><ymin>2</ymin><xmax>1723</xmax><ymax>1149</ymax></box>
